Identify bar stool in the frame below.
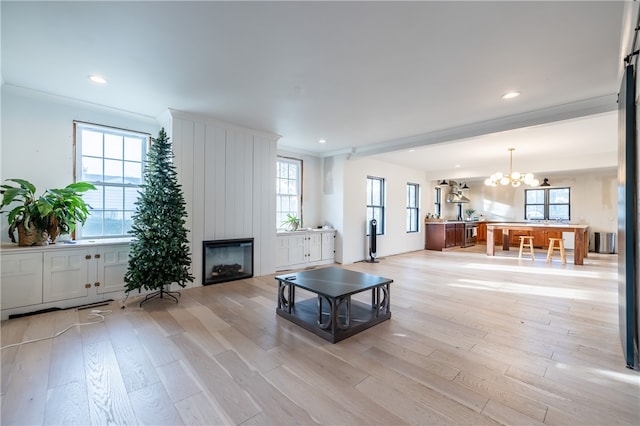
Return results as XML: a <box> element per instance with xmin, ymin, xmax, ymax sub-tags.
<box><xmin>547</xmin><ymin>238</ymin><xmax>566</xmax><ymax>264</ymax></box>
<box><xmin>518</xmin><ymin>236</ymin><xmax>535</xmax><ymax>260</ymax></box>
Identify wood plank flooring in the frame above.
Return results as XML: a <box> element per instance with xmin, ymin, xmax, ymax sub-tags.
<box><xmin>2</xmin><ymin>246</ymin><xmax>639</xmax><ymax>425</ymax></box>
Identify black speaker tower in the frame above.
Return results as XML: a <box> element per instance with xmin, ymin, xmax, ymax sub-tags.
<box><xmin>366</xmin><ymin>219</ymin><xmax>379</xmax><ymax>263</ymax></box>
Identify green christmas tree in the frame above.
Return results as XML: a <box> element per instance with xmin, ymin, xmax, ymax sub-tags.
<box><xmin>124</xmin><ymin>128</ymin><xmax>194</xmax><ymax>303</ymax></box>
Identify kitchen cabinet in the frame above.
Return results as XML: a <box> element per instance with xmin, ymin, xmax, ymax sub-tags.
<box><xmin>425</xmin><ymin>222</ymin><xmax>465</xmax><ymax>250</ymax></box>
<box><xmin>276</xmin><ymin>229</ymin><xmax>335</xmax><ymax>270</ymax></box>
<box><xmin>445</xmin><ymin>223</ymin><xmax>464</xmax><ymax>248</ymax></box>
<box><xmin>477</xmin><ymin>223</ymin><xmax>502</xmax><ymax>245</ymax></box>
<box><xmin>507</xmin><ymin>230</ymin><xmax>563</xmax><ymax>248</ymax></box>
<box><xmin>0</xmin><ymin>240</ymin><xmax>131</xmax><ymax>319</ymax></box>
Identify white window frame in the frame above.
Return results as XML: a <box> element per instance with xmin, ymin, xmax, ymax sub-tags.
<box><xmin>276</xmin><ymin>156</ymin><xmax>302</xmax><ymax>230</ymax></box>
<box><xmin>74</xmin><ymin>121</ymin><xmax>149</xmax><ymax>239</ymax></box>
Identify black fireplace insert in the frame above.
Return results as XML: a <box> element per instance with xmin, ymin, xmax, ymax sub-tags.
<box><xmin>203</xmin><ymin>238</ymin><xmax>254</xmax><ymax>285</ymax></box>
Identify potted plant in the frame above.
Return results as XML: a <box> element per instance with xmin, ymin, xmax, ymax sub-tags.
<box><xmin>281</xmin><ymin>213</ymin><xmax>301</xmax><ymax>231</ymax></box>
<box><xmin>41</xmin><ymin>182</ymin><xmax>96</xmax><ymax>242</ymax></box>
<box><xmin>464</xmin><ymin>208</ymin><xmax>476</xmax><ymax>221</ymax></box>
<box><xmin>0</xmin><ymin>178</ymin><xmax>95</xmax><ymax>246</ymax></box>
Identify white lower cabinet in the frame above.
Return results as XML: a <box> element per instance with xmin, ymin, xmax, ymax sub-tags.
<box><xmin>43</xmin><ymin>249</ymin><xmax>90</xmax><ymax>302</ymax></box>
<box><xmin>276</xmin><ymin>230</ymin><xmax>335</xmax><ymax>270</ymax></box>
<box><xmin>1</xmin><ymin>241</ymin><xmax>131</xmax><ymax>319</ymax></box>
<box><xmin>1</xmin><ymin>253</ymin><xmax>43</xmax><ymax>310</ymax></box>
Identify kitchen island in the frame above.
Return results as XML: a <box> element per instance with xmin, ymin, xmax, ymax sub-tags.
<box><xmin>486</xmin><ymin>223</ymin><xmax>590</xmax><ymax>265</ymax></box>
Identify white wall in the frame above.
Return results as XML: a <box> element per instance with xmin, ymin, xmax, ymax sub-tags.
<box><xmin>340</xmin><ymin>156</ymin><xmax>429</xmax><ymax>264</ymax></box>
<box><xmin>1</xmin><ymin>85</ymin><xmax>160</xmax><ymax>243</ymax></box>
<box><xmin>164</xmin><ymin>110</ymin><xmax>279</xmax><ymax>286</ymax></box>
<box><xmin>321</xmin><ymin>154</ymin><xmax>345</xmax><ymax>262</ymax></box>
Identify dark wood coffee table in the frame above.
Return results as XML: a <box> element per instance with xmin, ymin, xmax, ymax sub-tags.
<box><xmin>275</xmin><ymin>267</ymin><xmax>392</xmax><ymax>343</ymax></box>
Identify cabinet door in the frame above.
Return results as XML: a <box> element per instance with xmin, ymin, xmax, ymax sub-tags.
<box><xmin>308</xmin><ymin>233</ymin><xmax>322</xmax><ymax>262</ymax></box>
<box><xmin>289</xmin><ymin>234</ymin><xmax>306</xmax><ymax>265</ymax></box>
<box><xmin>95</xmin><ymin>245</ymin><xmax>130</xmax><ymax>294</ymax></box>
<box><xmin>1</xmin><ymin>253</ymin><xmax>43</xmax><ymax>309</ymax></box>
<box><xmin>455</xmin><ymin>224</ymin><xmax>464</xmax><ymax>246</ymax></box>
<box><xmin>276</xmin><ymin>235</ymin><xmax>290</xmax><ymax>269</ymax></box>
<box><xmin>477</xmin><ymin>223</ymin><xmax>487</xmax><ymax>243</ymax></box>
<box><xmin>531</xmin><ymin>230</ymin><xmax>546</xmax><ymax>248</ymax></box>
<box><xmin>321</xmin><ymin>232</ymin><xmax>335</xmax><ymax>260</ymax></box>
<box><xmin>510</xmin><ymin>230</ymin><xmax>530</xmax><ymax>247</ymax></box>
<box><xmin>43</xmin><ymin>249</ymin><xmax>89</xmax><ymax>302</ymax></box>
<box><xmin>445</xmin><ymin>225</ymin><xmax>457</xmax><ymax>248</ymax></box>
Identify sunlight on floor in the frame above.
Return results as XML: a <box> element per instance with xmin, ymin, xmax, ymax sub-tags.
<box><xmin>460</xmin><ymin>261</ymin><xmax>617</xmax><ymax>280</ymax></box>
<box><xmin>555</xmin><ymin>362</ymin><xmax>640</xmax><ymax>386</ymax></box>
<box><xmin>450</xmin><ymin>278</ymin><xmax>613</xmax><ymax>302</ymax></box>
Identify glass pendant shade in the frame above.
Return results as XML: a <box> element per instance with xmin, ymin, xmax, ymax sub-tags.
<box><xmin>485</xmin><ymin>148</ymin><xmax>539</xmax><ymax>188</ymax></box>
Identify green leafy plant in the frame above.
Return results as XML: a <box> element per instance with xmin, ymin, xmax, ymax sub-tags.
<box><xmin>464</xmin><ymin>208</ymin><xmax>476</xmax><ymax>219</ymax></box>
<box><xmin>0</xmin><ymin>179</ymin><xmax>95</xmax><ymax>245</ymax></box>
<box><xmin>281</xmin><ymin>213</ymin><xmax>301</xmax><ymax>230</ymax></box>
<box><xmin>42</xmin><ymin>182</ymin><xmax>96</xmax><ymax>236</ymax></box>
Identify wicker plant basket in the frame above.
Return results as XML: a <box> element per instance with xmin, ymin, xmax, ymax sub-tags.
<box><xmin>17</xmin><ymin>222</ymin><xmax>48</xmax><ymax>246</ymax></box>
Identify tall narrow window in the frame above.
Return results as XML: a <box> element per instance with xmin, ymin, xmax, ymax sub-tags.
<box><xmin>434</xmin><ymin>187</ymin><xmax>442</xmax><ymax>218</ymax></box>
<box><xmin>366</xmin><ymin>176</ymin><xmax>385</xmax><ymax>235</ymax></box>
<box><xmin>407</xmin><ymin>183</ymin><xmax>419</xmax><ymax>232</ymax></box>
<box><xmin>74</xmin><ymin>122</ymin><xmax>149</xmax><ymax>238</ymax></box>
<box><xmin>276</xmin><ymin>156</ymin><xmax>302</xmax><ymax>229</ymax></box>
<box><xmin>525</xmin><ymin>187</ymin><xmax>571</xmax><ymax>221</ymax></box>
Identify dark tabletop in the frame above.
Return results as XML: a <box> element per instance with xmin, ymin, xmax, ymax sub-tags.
<box><xmin>275</xmin><ymin>266</ymin><xmax>393</xmax><ymax>298</ymax></box>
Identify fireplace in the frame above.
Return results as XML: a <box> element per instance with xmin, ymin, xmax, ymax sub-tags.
<box><xmin>203</xmin><ymin>238</ymin><xmax>254</xmax><ymax>285</ymax></box>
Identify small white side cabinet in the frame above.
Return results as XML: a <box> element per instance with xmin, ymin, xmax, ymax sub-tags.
<box><xmin>276</xmin><ymin>229</ymin><xmax>335</xmax><ymax>270</ymax></box>
<box><xmin>1</xmin><ymin>240</ymin><xmax>131</xmax><ymax>319</ymax></box>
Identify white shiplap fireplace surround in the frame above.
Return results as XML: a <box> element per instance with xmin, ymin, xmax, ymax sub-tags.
<box><xmin>159</xmin><ymin>109</ymin><xmax>279</xmax><ymax>288</ymax></box>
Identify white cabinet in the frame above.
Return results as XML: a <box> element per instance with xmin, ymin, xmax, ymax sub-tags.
<box><xmin>41</xmin><ymin>244</ymin><xmax>130</xmax><ymax>303</ymax></box>
<box><xmin>276</xmin><ymin>230</ymin><xmax>335</xmax><ymax>270</ymax></box>
<box><xmin>97</xmin><ymin>245</ymin><xmax>130</xmax><ymax>294</ymax></box>
<box><xmin>43</xmin><ymin>249</ymin><xmax>89</xmax><ymax>302</ymax></box>
<box><xmin>1</xmin><ymin>253</ymin><xmax>43</xmax><ymax>309</ymax></box>
<box><xmin>308</xmin><ymin>233</ymin><xmax>322</xmax><ymax>262</ymax></box>
<box><xmin>0</xmin><ymin>240</ymin><xmax>131</xmax><ymax>319</ymax></box>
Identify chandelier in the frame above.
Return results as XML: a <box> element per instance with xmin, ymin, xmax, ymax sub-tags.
<box><xmin>484</xmin><ymin>148</ymin><xmax>539</xmax><ymax>187</ymax></box>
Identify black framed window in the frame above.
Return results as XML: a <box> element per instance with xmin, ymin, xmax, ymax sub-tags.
<box><xmin>434</xmin><ymin>187</ymin><xmax>441</xmax><ymax>218</ymax></box>
<box><xmin>407</xmin><ymin>183</ymin><xmax>419</xmax><ymax>232</ymax></box>
<box><xmin>366</xmin><ymin>176</ymin><xmax>385</xmax><ymax>235</ymax></box>
<box><xmin>525</xmin><ymin>187</ymin><xmax>570</xmax><ymax>221</ymax></box>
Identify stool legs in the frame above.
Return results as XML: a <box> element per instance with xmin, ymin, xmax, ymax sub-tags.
<box><xmin>546</xmin><ymin>238</ymin><xmax>566</xmax><ymax>264</ymax></box>
<box><xmin>518</xmin><ymin>236</ymin><xmax>535</xmax><ymax>260</ymax></box>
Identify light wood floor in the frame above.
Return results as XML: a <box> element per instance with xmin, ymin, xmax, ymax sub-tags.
<box><xmin>2</xmin><ymin>246</ymin><xmax>639</xmax><ymax>425</ymax></box>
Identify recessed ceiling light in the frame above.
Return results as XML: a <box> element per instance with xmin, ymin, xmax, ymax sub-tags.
<box><xmin>89</xmin><ymin>75</ymin><xmax>107</xmax><ymax>84</ymax></box>
<box><xmin>502</xmin><ymin>91</ymin><xmax>520</xmax><ymax>100</ymax></box>
<box><xmin>455</xmin><ymin>164</ymin><xmax>461</xmax><ymax>168</ymax></box>
<box><xmin>318</xmin><ymin>139</ymin><xmax>326</xmax><ymax>144</ymax></box>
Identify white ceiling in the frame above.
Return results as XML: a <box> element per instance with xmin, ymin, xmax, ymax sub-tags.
<box><xmin>1</xmin><ymin>1</ymin><xmax>631</xmax><ymax>176</ymax></box>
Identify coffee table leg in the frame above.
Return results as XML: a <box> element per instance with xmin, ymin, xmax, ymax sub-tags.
<box><xmin>317</xmin><ymin>295</ymin><xmax>333</xmax><ymax>329</ymax></box>
<box><xmin>372</xmin><ymin>284</ymin><xmax>390</xmax><ymax>317</ymax></box>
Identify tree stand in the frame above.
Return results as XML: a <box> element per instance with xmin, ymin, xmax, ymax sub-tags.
<box><xmin>139</xmin><ymin>287</ymin><xmax>181</xmax><ymax>307</ymax></box>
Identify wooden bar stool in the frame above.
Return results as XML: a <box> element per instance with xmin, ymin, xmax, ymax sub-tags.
<box><xmin>547</xmin><ymin>238</ymin><xmax>567</xmax><ymax>264</ymax></box>
<box><xmin>518</xmin><ymin>236</ymin><xmax>535</xmax><ymax>260</ymax></box>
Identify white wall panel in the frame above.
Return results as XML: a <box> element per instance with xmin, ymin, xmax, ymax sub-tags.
<box><xmin>168</xmin><ymin>110</ymin><xmax>279</xmax><ymax>279</ymax></box>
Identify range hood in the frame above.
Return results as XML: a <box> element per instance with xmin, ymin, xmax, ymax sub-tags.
<box><xmin>446</xmin><ymin>192</ymin><xmax>470</xmax><ymax>203</ymax></box>
<box><xmin>445</xmin><ymin>180</ymin><xmax>470</xmax><ymax>203</ymax></box>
